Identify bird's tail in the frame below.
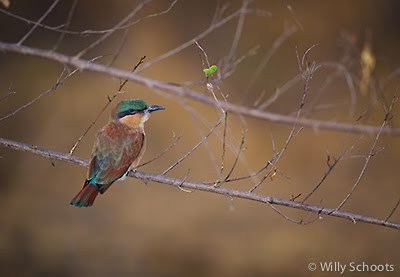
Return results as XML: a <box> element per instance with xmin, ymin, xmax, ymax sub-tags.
<box><xmin>70</xmin><ymin>183</ymin><xmax>99</xmax><ymax>208</ymax></box>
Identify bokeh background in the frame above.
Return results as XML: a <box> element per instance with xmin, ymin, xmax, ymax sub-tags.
<box><xmin>0</xmin><ymin>0</ymin><xmax>400</xmax><ymax>276</ymax></box>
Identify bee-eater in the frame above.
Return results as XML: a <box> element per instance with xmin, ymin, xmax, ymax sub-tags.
<box><xmin>70</xmin><ymin>99</ymin><xmax>165</xmax><ymax>207</ymax></box>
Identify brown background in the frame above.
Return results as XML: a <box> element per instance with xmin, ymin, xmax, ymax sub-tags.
<box><xmin>0</xmin><ymin>0</ymin><xmax>399</xmax><ymax>276</ymax></box>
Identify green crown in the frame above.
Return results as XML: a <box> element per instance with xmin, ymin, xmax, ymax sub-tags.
<box><xmin>117</xmin><ymin>99</ymin><xmax>148</xmax><ymax>112</ymax></box>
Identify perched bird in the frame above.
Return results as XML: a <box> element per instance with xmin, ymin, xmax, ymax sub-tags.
<box><xmin>70</xmin><ymin>99</ymin><xmax>165</xmax><ymax>207</ymax></box>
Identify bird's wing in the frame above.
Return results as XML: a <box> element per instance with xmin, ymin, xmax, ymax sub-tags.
<box><xmin>87</xmin><ymin>122</ymin><xmax>144</xmax><ymax>194</ymax></box>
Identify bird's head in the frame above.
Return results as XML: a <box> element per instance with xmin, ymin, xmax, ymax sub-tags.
<box><xmin>112</xmin><ymin>99</ymin><xmax>165</xmax><ymax>127</ymax></box>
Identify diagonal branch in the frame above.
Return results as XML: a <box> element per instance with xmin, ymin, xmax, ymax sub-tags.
<box><xmin>0</xmin><ymin>135</ymin><xmax>399</xmax><ymax>230</ymax></box>
<box><xmin>1</xmin><ymin>41</ymin><xmax>400</xmax><ymax>136</ymax></box>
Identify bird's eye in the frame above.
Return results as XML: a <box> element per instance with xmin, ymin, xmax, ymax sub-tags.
<box><xmin>129</xmin><ymin>109</ymin><xmax>135</xmax><ymax>114</ymax></box>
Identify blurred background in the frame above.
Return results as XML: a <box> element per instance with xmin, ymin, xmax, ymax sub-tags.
<box><xmin>0</xmin><ymin>0</ymin><xmax>399</xmax><ymax>276</ymax></box>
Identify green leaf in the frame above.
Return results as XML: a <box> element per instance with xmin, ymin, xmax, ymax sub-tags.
<box><xmin>203</xmin><ymin>65</ymin><xmax>218</xmax><ymax>77</ymax></box>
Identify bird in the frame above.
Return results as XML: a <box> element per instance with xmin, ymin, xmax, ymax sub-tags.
<box><xmin>70</xmin><ymin>99</ymin><xmax>165</xmax><ymax>207</ymax></box>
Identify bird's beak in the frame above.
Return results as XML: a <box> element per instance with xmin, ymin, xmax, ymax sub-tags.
<box><xmin>146</xmin><ymin>105</ymin><xmax>165</xmax><ymax>113</ymax></box>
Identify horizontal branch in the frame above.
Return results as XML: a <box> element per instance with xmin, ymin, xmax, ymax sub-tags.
<box><xmin>0</xmin><ymin>136</ymin><xmax>399</xmax><ymax>230</ymax></box>
<box><xmin>1</xmin><ymin>42</ymin><xmax>400</xmax><ymax>136</ymax></box>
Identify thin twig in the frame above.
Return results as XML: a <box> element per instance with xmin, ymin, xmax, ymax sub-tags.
<box><xmin>211</xmin><ymin>153</ymin><xmax>276</xmax><ymax>185</ymax></box>
<box><xmin>175</xmin><ymin>97</ymin><xmax>220</xmax><ymax>175</ymax></box>
<box><xmin>1</xmin><ymin>66</ymin><xmax>70</xmax><ymax>121</ymax></box>
<box><xmin>385</xmin><ymin>196</ymin><xmax>400</xmax><ymax>222</ymax></box>
<box><xmin>217</xmin><ymin>45</ymin><xmax>259</xmax><ymax>81</ymax></box>
<box><xmin>225</xmin><ymin>0</ymin><xmax>251</xmax><ymax>64</ymax></box>
<box><xmin>178</xmin><ymin>169</ymin><xmax>192</xmax><ymax>193</ymax></box>
<box><xmin>301</xmin><ymin>144</ymin><xmax>355</xmax><ymax>203</ymax></box>
<box><xmin>195</xmin><ymin>41</ymin><xmax>227</xmax><ymax>111</ymax></box>
<box><xmin>266</xmin><ymin>202</ymin><xmax>305</xmax><ymax>224</ymax></box>
<box><xmin>335</xmin><ymin>97</ymin><xmax>398</xmax><ymax>210</ymax></box>
<box><xmin>305</xmin><ymin>62</ymin><xmax>357</xmax><ymax>116</ymax></box>
<box><xmin>250</xmin><ymin>46</ymin><xmax>317</xmax><ymax>192</ymax></box>
<box><xmin>17</xmin><ymin>0</ymin><xmax>61</xmax><ymax>45</ymax></box>
<box><xmin>195</xmin><ymin>41</ymin><xmax>211</xmax><ymax>68</ymax></box>
<box><xmin>134</xmin><ymin>134</ymin><xmax>182</xmax><ymax>169</ymax></box>
<box><xmin>0</xmin><ymin>86</ymin><xmax>16</xmax><ymax>102</ymax></box>
<box><xmin>246</xmin><ymin>24</ymin><xmax>298</xmax><ymax>93</ymax></box>
<box><xmin>162</xmin><ymin>116</ymin><xmax>223</xmax><ymax>175</ymax></box>
<box><xmin>107</xmin><ymin>26</ymin><xmax>130</xmax><ymax>67</ymax></box>
<box><xmin>52</xmin><ymin>0</ymin><xmax>78</xmax><ymax>51</ymax></box>
<box><xmin>215</xmin><ymin>128</ymin><xmax>247</xmax><ymax>188</ymax></box>
<box><xmin>75</xmin><ymin>1</ymin><xmax>149</xmax><ymax>58</ymax></box>
<box><xmin>0</xmin><ymin>68</ymin><xmax>69</xmax><ymax>121</ymax></box>
<box><xmin>138</xmin><ymin>6</ymin><xmax>260</xmax><ymax>72</ymax></box>
<box><xmin>281</xmin><ymin>1</ymin><xmax>304</xmax><ymax>30</ymax></box>
<box><xmin>258</xmin><ymin>74</ymin><xmax>302</xmax><ymax>110</ymax></box>
<box><xmin>0</xmin><ymin>0</ymin><xmax>178</xmax><ymax>36</ymax></box>
<box><xmin>219</xmin><ymin>111</ymin><xmax>228</xmax><ymax>176</ymax></box>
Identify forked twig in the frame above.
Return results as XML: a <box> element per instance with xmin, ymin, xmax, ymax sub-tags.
<box><xmin>301</xmin><ymin>144</ymin><xmax>355</xmax><ymax>203</ymax></box>
<box><xmin>335</xmin><ymin>97</ymin><xmax>398</xmax><ymax>210</ymax></box>
<box><xmin>250</xmin><ymin>45</ymin><xmax>317</xmax><ymax>192</ymax></box>
<box><xmin>214</xmin><ymin>129</ymin><xmax>246</xmax><ymax>188</ymax></box>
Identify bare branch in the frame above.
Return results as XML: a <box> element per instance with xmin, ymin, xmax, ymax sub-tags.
<box><xmin>0</xmin><ymin>136</ymin><xmax>398</xmax><ymax>230</ymax></box>
<box><xmin>1</xmin><ymin>42</ymin><xmax>400</xmax><ymax>136</ymax></box>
